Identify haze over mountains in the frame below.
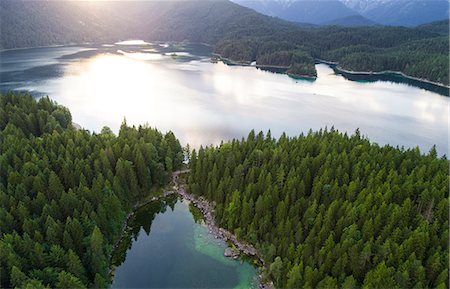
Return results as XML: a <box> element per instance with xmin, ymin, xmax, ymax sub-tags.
<box><xmin>234</xmin><ymin>0</ymin><xmax>449</xmax><ymax>26</ymax></box>
<box><xmin>0</xmin><ymin>0</ymin><xmax>278</xmax><ymax>49</ymax></box>
<box><xmin>232</xmin><ymin>0</ymin><xmax>366</xmax><ymax>25</ymax></box>
<box><xmin>1</xmin><ymin>0</ymin><xmax>448</xmax><ymax>85</ymax></box>
<box><xmin>342</xmin><ymin>0</ymin><xmax>450</xmax><ymax>26</ymax></box>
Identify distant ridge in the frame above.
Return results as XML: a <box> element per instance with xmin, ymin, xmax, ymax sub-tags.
<box><xmin>322</xmin><ymin>14</ymin><xmax>378</xmax><ymax>27</ymax></box>
<box><xmin>233</xmin><ymin>0</ymin><xmax>450</xmax><ymax>27</ymax></box>
<box><xmin>340</xmin><ymin>0</ymin><xmax>450</xmax><ymax>26</ymax></box>
<box><xmin>233</xmin><ymin>0</ymin><xmax>360</xmax><ymax>24</ymax></box>
<box><xmin>416</xmin><ymin>19</ymin><xmax>450</xmax><ymax>36</ymax></box>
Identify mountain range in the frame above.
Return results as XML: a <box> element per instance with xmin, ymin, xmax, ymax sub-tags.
<box><xmin>342</xmin><ymin>0</ymin><xmax>450</xmax><ymax>26</ymax></box>
<box><xmin>232</xmin><ymin>0</ymin><xmax>366</xmax><ymax>25</ymax></box>
<box><xmin>234</xmin><ymin>0</ymin><xmax>449</xmax><ymax>26</ymax></box>
<box><xmin>1</xmin><ymin>0</ymin><xmax>448</xmax><ymax>85</ymax></box>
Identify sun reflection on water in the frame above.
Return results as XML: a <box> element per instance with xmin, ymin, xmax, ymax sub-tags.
<box><xmin>34</xmin><ymin>47</ymin><xmax>449</xmax><ymax>154</ymax></box>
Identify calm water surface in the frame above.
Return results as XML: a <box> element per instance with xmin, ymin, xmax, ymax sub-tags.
<box><xmin>110</xmin><ymin>196</ymin><xmax>258</xmax><ymax>288</ymax></box>
<box><xmin>1</xmin><ymin>41</ymin><xmax>448</xmax><ymax>288</ymax></box>
<box><xmin>0</xmin><ymin>41</ymin><xmax>448</xmax><ymax>155</ymax></box>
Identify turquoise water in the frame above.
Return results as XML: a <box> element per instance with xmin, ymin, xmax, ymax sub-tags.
<box><xmin>111</xmin><ymin>197</ymin><xmax>258</xmax><ymax>288</ymax></box>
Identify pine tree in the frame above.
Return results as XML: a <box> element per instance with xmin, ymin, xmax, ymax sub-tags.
<box><xmin>89</xmin><ymin>226</ymin><xmax>107</xmax><ymax>281</ymax></box>
<box><xmin>66</xmin><ymin>250</ymin><xmax>86</xmax><ymax>282</ymax></box>
<box><xmin>56</xmin><ymin>271</ymin><xmax>85</xmax><ymax>289</ymax></box>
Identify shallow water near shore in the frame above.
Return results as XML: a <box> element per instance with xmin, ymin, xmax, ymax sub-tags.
<box><xmin>110</xmin><ymin>196</ymin><xmax>258</xmax><ymax>289</ymax></box>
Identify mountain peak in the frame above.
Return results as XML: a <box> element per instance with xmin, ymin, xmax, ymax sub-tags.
<box><xmin>339</xmin><ymin>0</ymin><xmax>449</xmax><ymax>26</ymax></box>
<box><xmin>233</xmin><ymin>0</ymin><xmax>360</xmax><ymax>24</ymax></box>
<box><xmin>233</xmin><ymin>0</ymin><xmax>449</xmax><ymax>26</ymax></box>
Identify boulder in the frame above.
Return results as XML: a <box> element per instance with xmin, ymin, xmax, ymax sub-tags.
<box><xmin>224</xmin><ymin>247</ymin><xmax>239</xmax><ymax>258</ymax></box>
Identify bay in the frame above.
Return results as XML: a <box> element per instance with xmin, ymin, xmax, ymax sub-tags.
<box><xmin>110</xmin><ymin>196</ymin><xmax>258</xmax><ymax>289</ymax></box>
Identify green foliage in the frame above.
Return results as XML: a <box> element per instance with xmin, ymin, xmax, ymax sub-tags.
<box><xmin>0</xmin><ymin>92</ymin><xmax>183</xmax><ymax>288</ymax></box>
<box><xmin>287</xmin><ymin>63</ymin><xmax>317</xmax><ymax>78</ymax></box>
<box><xmin>332</xmin><ymin>37</ymin><xmax>450</xmax><ymax>84</ymax></box>
<box><xmin>256</xmin><ymin>50</ymin><xmax>317</xmax><ymax>77</ymax></box>
<box><xmin>416</xmin><ymin>20</ymin><xmax>450</xmax><ymax>36</ymax></box>
<box><xmin>363</xmin><ymin>262</ymin><xmax>398</xmax><ymax>289</ymax></box>
<box><xmin>215</xmin><ymin>26</ymin><xmax>449</xmax><ymax>84</ymax></box>
<box><xmin>0</xmin><ymin>93</ymin><xmax>72</xmax><ymax>136</ymax></box>
<box><xmin>55</xmin><ymin>272</ymin><xmax>86</xmax><ymax>289</ymax></box>
<box><xmin>188</xmin><ymin>129</ymin><xmax>449</xmax><ymax>288</ymax></box>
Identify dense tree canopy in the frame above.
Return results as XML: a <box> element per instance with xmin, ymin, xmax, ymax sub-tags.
<box><xmin>215</xmin><ymin>23</ymin><xmax>449</xmax><ymax>84</ymax></box>
<box><xmin>0</xmin><ymin>91</ymin><xmax>448</xmax><ymax>288</ymax></box>
<box><xmin>188</xmin><ymin>129</ymin><xmax>449</xmax><ymax>288</ymax></box>
<box><xmin>0</xmin><ymin>92</ymin><xmax>183</xmax><ymax>288</ymax></box>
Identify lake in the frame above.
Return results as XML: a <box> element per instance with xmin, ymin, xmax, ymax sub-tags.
<box><xmin>110</xmin><ymin>196</ymin><xmax>258</xmax><ymax>289</ymax></box>
<box><xmin>0</xmin><ymin>41</ymin><xmax>448</xmax><ymax>155</ymax></box>
<box><xmin>1</xmin><ymin>41</ymin><xmax>448</xmax><ymax>288</ymax></box>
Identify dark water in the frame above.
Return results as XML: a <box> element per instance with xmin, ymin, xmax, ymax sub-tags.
<box><xmin>0</xmin><ymin>41</ymin><xmax>448</xmax><ymax>155</ymax></box>
<box><xmin>331</xmin><ymin>66</ymin><xmax>449</xmax><ymax>97</ymax></box>
<box><xmin>110</xmin><ymin>196</ymin><xmax>258</xmax><ymax>288</ymax></box>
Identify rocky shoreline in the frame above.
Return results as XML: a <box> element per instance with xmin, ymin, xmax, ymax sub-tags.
<box><xmin>174</xmin><ymin>172</ymin><xmax>259</xmax><ymax>257</ymax></box>
<box><xmin>173</xmin><ymin>170</ymin><xmax>274</xmax><ymax>289</ymax></box>
<box><xmin>109</xmin><ymin>170</ymin><xmax>274</xmax><ymax>289</ymax></box>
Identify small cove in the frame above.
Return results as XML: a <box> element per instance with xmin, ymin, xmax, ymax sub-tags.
<box><xmin>110</xmin><ymin>196</ymin><xmax>259</xmax><ymax>288</ymax></box>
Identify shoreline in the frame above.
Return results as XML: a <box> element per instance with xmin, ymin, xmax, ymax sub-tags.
<box><xmin>0</xmin><ymin>40</ymin><xmax>213</xmax><ymax>53</ymax></box>
<box><xmin>173</xmin><ymin>170</ymin><xmax>274</xmax><ymax>289</ymax></box>
<box><xmin>212</xmin><ymin>54</ymin><xmax>317</xmax><ymax>80</ymax></box>
<box><xmin>335</xmin><ymin>66</ymin><xmax>450</xmax><ymax>90</ymax></box>
<box><xmin>315</xmin><ymin>58</ymin><xmax>450</xmax><ymax>92</ymax></box>
<box><xmin>108</xmin><ymin>170</ymin><xmax>273</xmax><ymax>289</ymax></box>
<box><xmin>108</xmin><ymin>185</ymin><xmax>176</xmax><ymax>276</ymax></box>
<box><xmin>0</xmin><ymin>42</ymin><xmax>93</xmax><ymax>52</ymax></box>
<box><xmin>215</xmin><ymin>54</ymin><xmax>449</xmax><ymax>92</ymax></box>
<box><xmin>3</xmin><ymin>42</ymin><xmax>446</xmax><ymax>93</ymax></box>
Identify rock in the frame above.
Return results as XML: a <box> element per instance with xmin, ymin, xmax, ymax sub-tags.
<box><xmin>224</xmin><ymin>248</ymin><xmax>233</xmax><ymax>257</ymax></box>
<box><xmin>224</xmin><ymin>247</ymin><xmax>239</xmax><ymax>258</ymax></box>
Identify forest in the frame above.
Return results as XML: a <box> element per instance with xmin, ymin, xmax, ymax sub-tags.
<box><xmin>214</xmin><ymin>22</ymin><xmax>449</xmax><ymax>84</ymax></box>
<box><xmin>0</xmin><ymin>93</ymin><xmax>184</xmax><ymax>288</ymax></box>
<box><xmin>188</xmin><ymin>129</ymin><xmax>449</xmax><ymax>288</ymax></box>
<box><xmin>0</xmin><ymin>92</ymin><xmax>448</xmax><ymax>288</ymax></box>
<box><xmin>1</xmin><ymin>1</ymin><xmax>448</xmax><ymax>84</ymax></box>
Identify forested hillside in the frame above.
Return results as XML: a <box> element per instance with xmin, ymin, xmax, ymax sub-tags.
<box><xmin>188</xmin><ymin>129</ymin><xmax>449</xmax><ymax>288</ymax></box>
<box><xmin>0</xmin><ymin>0</ymin><xmax>281</xmax><ymax>49</ymax></box>
<box><xmin>416</xmin><ymin>20</ymin><xmax>450</xmax><ymax>36</ymax></box>
<box><xmin>0</xmin><ymin>93</ymin><xmax>183</xmax><ymax>288</ymax></box>
<box><xmin>322</xmin><ymin>15</ymin><xmax>377</xmax><ymax>27</ymax></box>
<box><xmin>215</xmin><ymin>24</ymin><xmax>449</xmax><ymax>84</ymax></box>
<box><xmin>0</xmin><ymin>1</ymin><xmax>127</xmax><ymax>49</ymax></box>
<box><xmin>1</xmin><ymin>0</ymin><xmax>448</xmax><ymax>85</ymax></box>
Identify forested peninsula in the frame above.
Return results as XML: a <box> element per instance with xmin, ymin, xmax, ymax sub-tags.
<box><xmin>1</xmin><ymin>1</ymin><xmax>448</xmax><ymax>85</ymax></box>
<box><xmin>1</xmin><ymin>93</ymin><xmax>448</xmax><ymax>288</ymax></box>
<box><xmin>0</xmin><ymin>93</ymin><xmax>184</xmax><ymax>288</ymax></box>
